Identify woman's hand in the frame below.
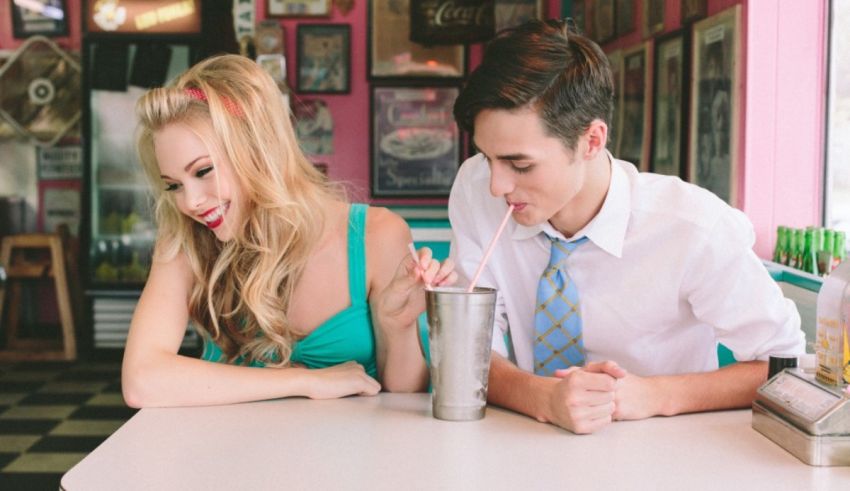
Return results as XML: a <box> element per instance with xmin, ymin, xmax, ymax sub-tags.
<box><xmin>375</xmin><ymin>246</ymin><xmax>457</xmax><ymax>333</ymax></box>
<box><xmin>301</xmin><ymin>361</ymin><xmax>381</xmax><ymax>399</ymax></box>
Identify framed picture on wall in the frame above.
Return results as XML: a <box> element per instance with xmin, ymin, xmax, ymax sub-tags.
<box><xmin>11</xmin><ymin>0</ymin><xmax>69</xmax><ymax>38</ymax></box>
<box><xmin>569</xmin><ymin>0</ymin><xmax>587</xmax><ymax>35</ymax></box>
<box><xmin>618</xmin><ymin>43</ymin><xmax>651</xmax><ymax>171</ymax></box>
<box><xmin>606</xmin><ymin>49</ymin><xmax>623</xmax><ymax>155</ymax></box>
<box><xmin>592</xmin><ymin>0</ymin><xmax>615</xmax><ymax>44</ymax></box>
<box><xmin>615</xmin><ymin>0</ymin><xmax>635</xmax><ymax>37</ymax></box>
<box><xmin>650</xmin><ymin>30</ymin><xmax>688</xmax><ymax>177</ymax></box>
<box><xmin>643</xmin><ymin>0</ymin><xmax>665</xmax><ymax>38</ymax></box>
<box><xmin>369</xmin><ymin>0</ymin><xmax>466</xmax><ymax>80</ymax></box>
<box><xmin>681</xmin><ymin>0</ymin><xmax>708</xmax><ymax>24</ymax></box>
<box><xmin>371</xmin><ymin>85</ymin><xmax>461</xmax><ymax>198</ymax></box>
<box><xmin>296</xmin><ymin>24</ymin><xmax>350</xmax><ymax>94</ymax></box>
<box><xmin>293</xmin><ymin>98</ymin><xmax>334</xmax><ymax>155</ymax></box>
<box><xmin>689</xmin><ymin>6</ymin><xmax>741</xmax><ymax>205</ymax></box>
<box><xmin>495</xmin><ymin>0</ymin><xmax>544</xmax><ymax>33</ymax></box>
<box><xmin>267</xmin><ymin>0</ymin><xmax>331</xmax><ymax>17</ymax></box>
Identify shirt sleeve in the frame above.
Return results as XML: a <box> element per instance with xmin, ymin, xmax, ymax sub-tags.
<box><xmin>448</xmin><ymin>158</ymin><xmax>510</xmax><ymax>358</ymax></box>
<box><xmin>681</xmin><ymin>207</ymin><xmax>805</xmax><ymax>361</ymax></box>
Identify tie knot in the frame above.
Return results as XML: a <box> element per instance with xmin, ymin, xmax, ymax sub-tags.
<box><xmin>547</xmin><ymin>235</ymin><xmax>588</xmax><ymax>266</ymax></box>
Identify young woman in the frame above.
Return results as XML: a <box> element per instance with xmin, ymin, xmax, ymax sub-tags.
<box><xmin>122</xmin><ymin>54</ymin><xmax>455</xmax><ymax>408</ymax></box>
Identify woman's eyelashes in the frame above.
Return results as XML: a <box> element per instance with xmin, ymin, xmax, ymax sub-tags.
<box><xmin>163</xmin><ymin>165</ymin><xmax>214</xmax><ymax>192</ymax></box>
<box><xmin>196</xmin><ymin>165</ymin><xmax>213</xmax><ymax>178</ymax></box>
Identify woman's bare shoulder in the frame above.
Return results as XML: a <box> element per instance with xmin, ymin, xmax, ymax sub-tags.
<box><xmin>365</xmin><ymin>206</ymin><xmax>411</xmax><ymax>244</ymax></box>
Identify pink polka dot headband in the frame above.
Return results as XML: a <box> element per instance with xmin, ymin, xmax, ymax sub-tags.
<box><xmin>185</xmin><ymin>87</ymin><xmax>243</xmax><ymax>117</ymax></box>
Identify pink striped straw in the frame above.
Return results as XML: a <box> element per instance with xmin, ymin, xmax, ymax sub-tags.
<box><xmin>408</xmin><ymin>242</ymin><xmax>431</xmax><ymax>289</ymax></box>
<box><xmin>466</xmin><ymin>205</ymin><xmax>515</xmax><ymax>293</ymax></box>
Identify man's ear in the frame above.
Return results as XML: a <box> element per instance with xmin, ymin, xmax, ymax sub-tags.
<box><xmin>582</xmin><ymin>119</ymin><xmax>608</xmax><ymax>159</ymax></box>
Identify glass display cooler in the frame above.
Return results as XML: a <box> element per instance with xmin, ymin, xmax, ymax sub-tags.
<box><xmin>84</xmin><ymin>44</ymin><xmax>197</xmax><ymax>349</ymax></box>
<box><xmin>81</xmin><ymin>0</ymin><xmax>208</xmax><ymax>350</ymax></box>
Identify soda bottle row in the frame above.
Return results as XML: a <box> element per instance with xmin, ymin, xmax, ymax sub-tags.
<box><xmin>773</xmin><ymin>226</ymin><xmax>846</xmax><ymax>276</ymax></box>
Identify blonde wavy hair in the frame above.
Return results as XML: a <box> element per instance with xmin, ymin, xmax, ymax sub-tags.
<box><xmin>136</xmin><ymin>54</ymin><xmax>343</xmax><ymax>366</ymax></box>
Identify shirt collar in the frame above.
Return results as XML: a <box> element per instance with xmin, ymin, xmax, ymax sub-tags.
<box><xmin>511</xmin><ymin>151</ymin><xmax>630</xmax><ymax>258</ymax></box>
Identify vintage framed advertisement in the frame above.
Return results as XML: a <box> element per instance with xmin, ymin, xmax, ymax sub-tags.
<box><xmin>371</xmin><ymin>85</ymin><xmax>461</xmax><ymax>198</ymax></box>
<box><xmin>267</xmin><ymin>0</ymin><xmax>331</xmax><ymax>17</ymax></box>
<box><xmin>257</xmin><ymin>53</ymin><xmax>287</xmax><ymax>86</ymax></box>
<box><xmin>689</xmin><ymin>6</ymin><xmax>740</xmax><ymax>205</ymax></box>
<box><xmin>369</xmin><ymin>0</ymin><xmax>465</xmax><ymax>80</ymax></box>
<box><xmin>293</xmin><ymin>98</ymin><xmax>334</xmax><ymax>155</ymax></box>
<box><xmin>296</xmin><ymin>24</ymin><xmax>350</xmax><ymax>94</ymax></box>
<box><xmin>592</xmin><ymin>0</ymin><xmax>615</xmax><ymax>44</ymax></box>
<box><xmin>606</xmin><ymin>49</ymin><xmax>623</xmax><ymax>155</ymax></box>
<box><xmin>11</xmin><ymin>0</ymin><xmax>69</xmax><ymax>38</ymax></box>
<box><xmin>650</xmin><ymin>31</ymin><xmax>688</xmax><ymax>177</ymax></box>
<box><xmin>643</xmin><ymin>0</ymin><xmax>665</xmax><ymax>38</ymax></box>
<box><xmin>38</xmin><ymin>180</ymin><xmax>81</xmax><ymax>236</ymax></box>
<box><xmin>618</xmin><ymin>43</ymin><xmax>650</xmax><ymax>171</ymax></box>
<box><xmin>37</xmin><ymin>145</ymin><xmax>83</xmax><ymax>179</ymax></box>
<box><xmin>495</xmin><ymin>0</ymin><xmax>544</xmax><ymax>33</ymax></box>
<box><xmin>681</xmin><ymin>0</ymin><xmax>708</xmax><ymax>24</ymax></box>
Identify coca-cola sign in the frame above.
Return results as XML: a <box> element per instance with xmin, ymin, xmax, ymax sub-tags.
<box><xmin>410</xmin><ymin>0</ymin><xmax>495</xmax><ymax>45</ymax></box>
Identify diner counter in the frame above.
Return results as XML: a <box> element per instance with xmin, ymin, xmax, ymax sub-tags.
<box><xmin>61</xmin><ymin>393</ymin><xmax>849</xmax><ymax>490</ymax></box>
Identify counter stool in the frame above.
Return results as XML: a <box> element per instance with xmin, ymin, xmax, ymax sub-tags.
<box><xmin>0</xmin><ymin>229</ymin><xmax>77</xmax><ymax>361</ymax></box>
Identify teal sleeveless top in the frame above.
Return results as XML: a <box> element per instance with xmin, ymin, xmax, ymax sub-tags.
<box><xmin>200</xmin><ymin>204</ymin><xmax>378</xmax><ymax>378</ymax></box>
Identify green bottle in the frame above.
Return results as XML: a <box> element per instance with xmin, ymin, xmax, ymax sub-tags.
<box><xmin>833</xmin><ymin>231</ymin><xmax>847</xmax><ymax>271</ymax></box>
<box><xmin>802</xmin><ymin>229</ymin><xmax>819</xmax><ymax>275</ymax></box>
<box><xmin>773</xmin><ymin>226</ymin><xmax>787</xmax><ymax>264</ymax></box>
<box><xmin>818</xmin><ymin>229</ymin><xmax>834</xmax><ymax>276</ymax></box>
<box><xmin>787</xmin><ymin>228</ymin><xmax>799</xmax><ymax>268</ymax></box>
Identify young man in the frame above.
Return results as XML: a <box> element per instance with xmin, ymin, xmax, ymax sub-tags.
<box><xmin>448</xmin><ymin>20</ymin><xmax>804</xmax><ymax>434</ymax></box>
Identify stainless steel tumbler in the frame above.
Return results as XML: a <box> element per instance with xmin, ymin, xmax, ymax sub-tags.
<box><xmin>426</xmin><ymin>286</ymin><xmax>497</xmax><ymax>421</ymax></box>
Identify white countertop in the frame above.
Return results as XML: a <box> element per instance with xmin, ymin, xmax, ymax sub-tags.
<box><xmin>61</xmin><ymin>393</ymin><xmax>850</xmax><ymax>490</ymax></box>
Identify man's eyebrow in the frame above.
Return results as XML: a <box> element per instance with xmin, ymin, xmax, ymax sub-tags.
<box><xmin>493</xmin><ymin>153</ymin><xmax>534</xmax><ymax>161</ymax></box>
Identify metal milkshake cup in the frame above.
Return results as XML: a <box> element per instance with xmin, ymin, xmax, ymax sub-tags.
<box><xmin>426</xmin><ymin>286</ymin><xmax>497</xmax><ymax>421</ymax></box>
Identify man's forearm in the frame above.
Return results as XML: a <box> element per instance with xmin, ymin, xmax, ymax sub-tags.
<box><xmin>487</xmin><ymin>354</ymin><xmax>555</xmax><ymax>423</ymax></box>
<box><xmin>650</xmin><ymin>360</ymin><xmax>767</xmax><ymax>416</ymax></box>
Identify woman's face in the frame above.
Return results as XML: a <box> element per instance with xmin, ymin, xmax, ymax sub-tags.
<box><xmin>154</xmin><ymin>121</ymin><xmax>245</xmax><ymax>242</ymax></box>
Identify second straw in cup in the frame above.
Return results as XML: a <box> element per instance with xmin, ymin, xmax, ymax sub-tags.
<box><xmin>426</xmin><ymin>286</ymin><xmax>497</xmax><ymax>421</ymax></box>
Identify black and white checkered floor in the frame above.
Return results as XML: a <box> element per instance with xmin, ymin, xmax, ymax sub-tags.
<box><xmin>0</xmin><ymin>359</ymin><xmax>135</xmax><ymax>490</ymax></box>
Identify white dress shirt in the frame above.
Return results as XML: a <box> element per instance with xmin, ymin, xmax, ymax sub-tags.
<box><xmin>448</xmin><ymin>153</ymin><xmax>805</xmax><ymax>376</ymax></box>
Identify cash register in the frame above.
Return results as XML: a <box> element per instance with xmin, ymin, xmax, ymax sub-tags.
<box><xmin>752</xmin><ymin>261</ymin><xmax>850</xmax><ymax>466</ymax></box>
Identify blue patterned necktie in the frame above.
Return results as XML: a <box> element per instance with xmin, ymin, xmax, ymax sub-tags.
<box><xmin>533</xmin><ymin>235</ymin><xmax>589</xmax><ymax>376</ymax></box>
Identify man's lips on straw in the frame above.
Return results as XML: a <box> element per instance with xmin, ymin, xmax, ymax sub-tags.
<box><xmin>507</xmin><ymin>200</ymin><xmax>526</xmax><ymax>212</ymax></box>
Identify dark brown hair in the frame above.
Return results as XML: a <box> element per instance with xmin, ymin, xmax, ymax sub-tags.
<box><xmin>453</xmin><ymin>19</ymin><xmax>614</xmax><ymax>150</ymax></box>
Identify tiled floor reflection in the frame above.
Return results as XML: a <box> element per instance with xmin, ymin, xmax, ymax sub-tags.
<box><xmin>0</xmin><ymin>359</ymin><xmax>133</xmax><ymax>490</ymax></box>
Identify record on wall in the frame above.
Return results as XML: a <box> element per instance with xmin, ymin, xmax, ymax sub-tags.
<box><xmin>0</xmin><ymin>36</ymin><xmax>81</xmax><ymax>146</ymax></box>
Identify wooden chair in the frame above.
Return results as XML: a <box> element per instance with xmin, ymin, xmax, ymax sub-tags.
<box><xmin>0</xmin><ymin>225</ymin><xmax>78</xmax><ymax>361</ymax></box>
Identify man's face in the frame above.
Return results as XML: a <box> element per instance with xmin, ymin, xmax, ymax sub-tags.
<box><xmin>473</xmin><ymin>106</ymin><xmax>589</xmax><ymax>228</ymax></box>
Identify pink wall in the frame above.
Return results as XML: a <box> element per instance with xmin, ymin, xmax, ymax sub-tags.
<box><xmin>743</xmin><ymin>0</ymin><xmax>826</xmax><ymax>258</ymax></box>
